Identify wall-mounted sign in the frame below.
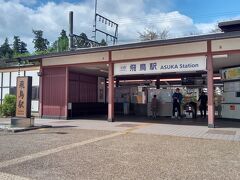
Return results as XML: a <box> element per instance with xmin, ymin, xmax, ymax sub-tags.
<box><xmin>221</xmin><ymin>67</ymin><xmax>240</xmax><ymax>81</ymax></box>
<box><xmin>114</xmin><ymin>56</ymin><xmax>207</xmax><ymax>76</ymax></box>
<box><xmin>16</xmin><ymin>77</ymin><xmax>32</xmax><ymax>118</ymax></box>
<box><xmin>98</xmin><ymin>77</ymin><xmax>106</xmax><ymax>103</ymax></box>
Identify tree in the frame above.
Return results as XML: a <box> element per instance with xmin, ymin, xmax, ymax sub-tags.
<box><xmin>13</xmin><ymin>36</ymin><xmax>21</xmax><ymax>54</ymax></box>
<box><xmin>19</xmin><ymin>41</ymin><xmax>28</xmax><ymax>54</ymax></box>
<box><xmin>100</xmin><ymin>39</ymin><xmax>107</xmax><ymax>46</ymax></box>
<box><xmin>48</xmin><ymin>41</ymin><xmax>58</xmax><ymax>53</ymax></box>
<box><xmin>138</xmin><ymin>28</ymin><xmax>169</xmax><ymax>41</ymax></box>
<box><xmin>47</xmin><ymin>30</ymin><xmax>69</xmax><ymax>53</ymax></box>
<box><xmin>32</xmin><ymin>30</ymin><xmax>49</xmax><ymax>52</ymax></box>
<box><xmin>58</xmin><ymin>30</ymin><xmax>69</xmax><ymax>52</ymax></box>
<box><xmin>0</xmin><ymin>38</ymin><xmax>13</xmax><ymax>59</ymax></box>
<box><xmin>1</xmin><ymin>94</ymin><xmax>16</xmax><ymax>117</ymax></box>
<box><xmin>13</xmin><ymin>36</ymin><xmax>28</xmax><ymax>55</ymax></box>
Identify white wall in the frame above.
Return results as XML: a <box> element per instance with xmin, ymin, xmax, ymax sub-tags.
<box><xmin>0</xmin><ymin>70</ymin><xmax>40</xmax><ymax>113</ymax></box>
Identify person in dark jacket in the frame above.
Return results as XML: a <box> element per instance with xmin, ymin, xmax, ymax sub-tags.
<box><xmin>172</xmin><ymin>88</ymin><xmax>183</xmax><ymax>119</ymax></box>
<box><xmin>198</xmin><ymin>92</ymin><xmax>208</xmax><ymax>118</ymax></box>
<box><xmin>151</xmin><ymin>95</ymin><xmax>158</xmax><ymax>119</ymax></box>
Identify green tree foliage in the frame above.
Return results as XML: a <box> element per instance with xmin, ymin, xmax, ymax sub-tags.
<box><xmin>13</xmin><ymin>36</ymin><xmax>21</xmax><ymax>54</ymax></box>
<box><xmin>58</xmin><ymin>30</ymin><xmax>69</xmax><ymax>52</ymax></box>
<box><xmin>2</xmin><ymin>94</ymin><xmax>16</xmax><ymax>117</ymax></box>
<box><xmin>13</xmin><ymin>36</ymin><xmax>28</xmax><ymax>56</ymax></box>
<box><xmin>0</xmin><ymin>38</ymin><xmax>13</xmax><ymax>59</ymax></box>
<box><xmin>20</xmin><ymin>41</ymin><xmax>28</xmax><ymax>54</ymax></box>
<box><xmin>100</xmin><ymin>39</ymin><xmax>107</xmax><ymax>46</ymax></box>
<box><xmin>32</xmin><ymin>30</ymin><xmax>49</xmax><ymax>52</ymax></box>
<box><xmin>48</xmin><ymin>41</ymin><xmax>58</xmax><ymax>53</ymax></box>
<box><xmin>48</xmin><ymin>30</ymin><xmax>69</xmax><ymax>53</ymax></box>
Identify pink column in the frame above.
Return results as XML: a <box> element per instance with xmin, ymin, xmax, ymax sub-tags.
<box><xmin>207</xmin><ymin>41</ymin><xmax>215</xmax><ymax>128</ymax></box>
<box><xmin>65</xmin><ymin>66</ymin><xmax>69</xmax><ymax>120</ymax></box>
<box><xmin>108</xmin><ymin>52</ymin><xmax>114</xmax><ymax>122</ymax></box>
<box><xmin>39</xmin><ymin>64</ymin><xmax>43</xmax><ymax>118</ymax></box>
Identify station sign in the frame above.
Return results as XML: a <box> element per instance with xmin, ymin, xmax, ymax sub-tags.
<box><xmin>16</xmin><ymin>77</ymin><xmax>32</xmax><ymax>118</ymax></box>
<box><xmin>114</xmin><ymin>56</ymin><xmax>207</xmax><ymax>76</ymax></box>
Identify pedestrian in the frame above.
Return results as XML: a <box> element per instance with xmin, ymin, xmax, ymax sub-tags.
<box><xmin>198</xmin><ymin>91</ymin><xmax>208</xmax><ymax>118</ymax></box>
<box><xmin>172</xmin><ymin>88</ymin><xmax>183</xmax><ymax>119</ymax></box>
<box><xmin>123</xmin><ymin>94</ymin><xmax>130</xmax><ymax>115</ymax></box>
<box><xmin>151</xmin><ymin>95</ymin><xmax>158</xmax><ymax>119</ymax></box>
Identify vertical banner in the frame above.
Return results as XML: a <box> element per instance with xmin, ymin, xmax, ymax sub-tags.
<box><xmin>98</xmin><ymin>77</ymin><xmax>106</xmax><ymax>103</ymax></box>
<box><xmin>16</xmin><ymin>76</ymin><xmax>32</xmax><ymax>118</ymax></box>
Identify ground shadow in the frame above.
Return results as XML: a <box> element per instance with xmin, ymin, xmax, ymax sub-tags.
<box><xmin>70</xmin><ymin>114</ymin><xmax>240</xmax><ymax>129</ymax></box>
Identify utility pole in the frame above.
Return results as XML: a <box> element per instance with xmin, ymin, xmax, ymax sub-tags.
<box><xmin>92</xmin><ymin>0</ymin><xmax>118</xmax><ymax>45</ymax></box>
<box><xmin>93</xmin><ymin>0</ymin><xmax>97</xmax><ymax>42</ymax></box>
<box><xmin>69</xmin><ymin>11</ymin><xmax>74</xmax><ymax>50</ymax></box>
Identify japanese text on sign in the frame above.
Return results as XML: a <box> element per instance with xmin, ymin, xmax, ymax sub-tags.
<box><xmin>114</xmin><ymin>56</ymin><xmax>207</xmax><ymax>76</ymax></box>
<box><xmin>16</xmin><ymin>77</ymin><xmax>30</xmax><ymax>117</ymax></box>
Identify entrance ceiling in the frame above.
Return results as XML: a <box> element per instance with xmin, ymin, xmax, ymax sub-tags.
<box><xmin>69</xmin><ymin>64</ymin><xmax>108</xmax><ymax>77</ymax></box>
<box><xmin>213</xmin><ymin>53</ymin><xmax>240</xmax><ymax>73</ymax></box>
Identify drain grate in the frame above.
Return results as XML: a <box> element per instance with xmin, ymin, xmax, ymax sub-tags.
<box><xmin>52</xmin><ymin>121</ymin><xmax>71</xmax><ymax>124</ymax></box>
<box><xmin>53</xmin><ymin>132</ymin><xmax>68</xmax><ymax>134</ymax></box>
<box><xmin>116</xmin><ymin>124</ymin><xmax>140</xmax><ymax>128</ymax></box>
<box><xmin>207</xmin><ymin>129</ymin><xmax>236</xmax><ymax>135</ymax></box>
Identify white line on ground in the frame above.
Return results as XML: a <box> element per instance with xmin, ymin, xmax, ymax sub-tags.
<box><xmin>0</xmin><ymin>124</ymin><xmax>150</xmax><ymax>169</ymax></box>
<box><xmin>0</xmin><ymin>172</ymin><xmax>30</xmax><ymax>180</ymax></box>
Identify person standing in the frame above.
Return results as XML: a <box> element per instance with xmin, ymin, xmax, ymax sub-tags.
<box><xmin>151</xmin><ymin>95</ymin><xmax>158</xmax><ymax>119</ymax></box>
<box><xmin>172</xmin><ymin>88</ymin><xmax>183</xmax><ymax>119</ymax></box>
<box><xmin>123</xmin><ymin>94</ymin><xmax>130</xmax><ymax>115</ymax></box>
<box><xmin>198</xmin><ymin>91</ymin><xmax>208</xmax><ymax>118</ymax></box>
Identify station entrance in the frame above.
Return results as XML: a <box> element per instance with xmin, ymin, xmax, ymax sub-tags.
<box><xmin>66</xmin><ymin>56</ymin><xmax>216</xmax><ymax>123</ymax></box>
<box><xmin>67</xmin><ymin>63</ymin><xmax>108</xmax><ymax>119</ymax></box>
<box><xmin>112</xmin><ymin>56</ymin><xmax>210</xmax><ymax>121</ymax></box>
<box><xmin>114</xmin><ymin>74</ymin><xmax>211</xmax><ymax>119</ymax></box>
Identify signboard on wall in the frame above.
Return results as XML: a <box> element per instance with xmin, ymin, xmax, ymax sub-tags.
<box><xmin>16</xmin><ymin>77</ymin><xmax>32</xmax><ymax>118</ymax></box>
<box><xmin>98</xmin><ymin>77</ymin><xmax>106</xmax><ymax>103</ymax></box>
<box><xmin>114</xmin><ymin>56</ymin><xmax>207</xmax><ymax>76</ymax></box>
<box><xmin>221</xmin><ymin>67</ymin><xmax>240</xmax><ymax>81</ymax></box>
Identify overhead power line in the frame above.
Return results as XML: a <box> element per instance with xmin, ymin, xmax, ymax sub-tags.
<box><xmin>98</xmin><ymin>10</ymin><xmax>240</xmax><ymax>25</ymax></box>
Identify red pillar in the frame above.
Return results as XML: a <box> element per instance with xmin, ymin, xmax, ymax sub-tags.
<box><xmin>65</xmin><ymin>66</ymin><xmax>69</xmax><ymax>120</ymax></box>
<box><xmin>108</xmin><ymin>52</ymin><xmax>114</xmax><ymax>122</ymax></box>
<box><xmin>39</xmin><ymin>63</ymin><xmax>43</xmax><ymax>118</ymax></box>
<box><xmin>207</xmin><ymin>41</ymin><xmax>215</xmax><ymax>128</ymax></box>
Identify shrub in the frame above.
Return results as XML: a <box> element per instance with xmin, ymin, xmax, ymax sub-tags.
<box><xmin>2</xmin><ymin>94</ymin><xmax>16</xmax><ymax>117</ymax></box>
<box><xmin>0</xmin><ymin>104</ymin><xmax>2</xmax><ymax>117</ymax></box>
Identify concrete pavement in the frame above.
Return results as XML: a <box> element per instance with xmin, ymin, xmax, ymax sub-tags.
<box><xmin>0</xmin><ymin>126</ymin><xmax>240</xmax><ymax>179</ymax></box>
<box><xmin>0</xmin><ymin>117</ymin><xmax>240</xmax><ymax>179</ymax></box>
<box><xmin>33</xmin><ymin>117</ymin><xmax>240</xmax><ymax>142</ymax></box>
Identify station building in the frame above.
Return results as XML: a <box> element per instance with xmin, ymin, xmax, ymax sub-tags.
<box><xmin>4</xmin><ymin>20</ymin><xmax>240</xmax><ymax>128</ymax></box>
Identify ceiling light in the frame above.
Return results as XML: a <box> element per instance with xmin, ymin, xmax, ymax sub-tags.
<box><xmin>85</xmin><ymin>67</ymin><xmax>99</xmax><ymax>70</ymax></box>
<box><xmin>213</xmin><ymin>54</ymin><xmax>228</xmax><ymax>59</ymax></box>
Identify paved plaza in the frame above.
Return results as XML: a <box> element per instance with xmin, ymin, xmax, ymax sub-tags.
<box><xmin>0</xmin><ymin>117</ymin><xmax>240</xmax><ymax>179</ymax></box>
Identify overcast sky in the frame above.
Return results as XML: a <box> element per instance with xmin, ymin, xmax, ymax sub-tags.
<box><xmin>1</xmin><ymin>0</ymin><xmax>240</xmax><ymax>52</ymax></box>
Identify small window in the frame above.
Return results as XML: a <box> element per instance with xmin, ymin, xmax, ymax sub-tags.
<box><xmin>2</xmin><ymin>72</ymin><xmax>10</xmax><ymax>87</ymax></box>
<box><xmin>25</xmin><ymin>71</ymin><xmax>39</xmax><ymax>86</ymax></box>
<box><xmin>2</xmin><ymin>88</ymin><xmax>9</xmax><ymax>100</ymax></box>
<box><xmin>10</xmin><ymin>87</ymin><xmax>17</xmax><ymax>95</ymax></box>
<box><xmin>236</xmin><ymin>92</ymin><xmax>240</xmax><ymax>97</ymax></box>
<box><xmin>32</xmin><ymin>86</ymin><xmax>39</xmax><ymax>100</ymax></box>
<box><xmin>11</xmin><ymin>71</ymin><xmax>24</xmax><ymax>87</ymax></box>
